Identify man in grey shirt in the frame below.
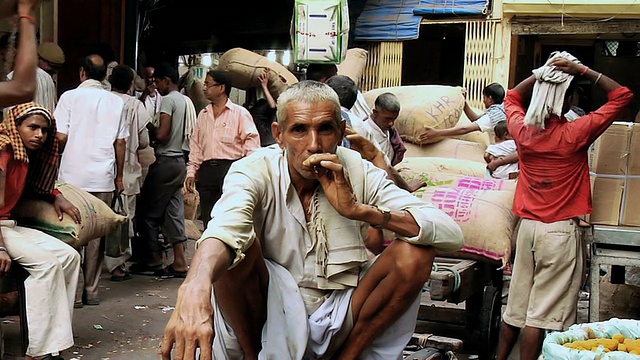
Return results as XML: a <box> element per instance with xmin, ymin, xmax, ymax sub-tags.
<box><xmin>132</xmin><ymin>63</ymin><xmax>188</xmax><ymax>278</ymax></box>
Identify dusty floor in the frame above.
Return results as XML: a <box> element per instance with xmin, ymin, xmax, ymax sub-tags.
<box><xmin>0</xmin><ymin>239</ymin><xmax>602</xmax><ymax>360</ymax></box>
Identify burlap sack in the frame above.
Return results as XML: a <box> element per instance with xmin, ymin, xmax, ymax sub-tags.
<box><xmin>217</xmin><ymin>48</ymin><xmax>299</xmax><ymax>99</ymax></box>
<box><xmin>398</xmin><ymin>169</ymin><xmax>516</xmax><ymax>193</ymax></box>
<box><xmin>417</xmin><ymin>187</ymin><xmax>517</xmax><ymax>266</ymax></box>
<box><xmin>395</xmin><ymin>157</ymin><xmax>488</xmax><ymax>178</ymax></box>
<box><xmin>363</xmin><ymin>85</ymin><xmax>465</xmax><ymax>145</ymax></box>
<box><xmin>404</xmin><ymin>139</ymin><xmax>487</xmax><ymax>163</ymax></box>
<box><xmin>185</xmin><ymin>219</ymin><xmax>202</xmax><ymax>240</ymax></box>
<box><xmin>337</xmin><ymin>48</ymin><xmax>368</xmax><ymax>86</ymax></box>
<box><xmin>11</xmin><ymin>182</ymin><xmax>127</xmax><ymax>249</ymax></box>
<box><xmin>183</xmin><ymin>189</ymin><xmax>200</xmax><ymax>221</ymax></box>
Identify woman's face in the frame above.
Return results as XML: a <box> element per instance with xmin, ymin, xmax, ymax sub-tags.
<box><xmin>17</xmin><ymin>114</ymin><xmax>50</xmax><ymax>151</ymax></box>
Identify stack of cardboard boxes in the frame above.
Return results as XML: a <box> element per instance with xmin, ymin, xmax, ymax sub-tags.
<box><xmin>589</xmin><ymin>122</ymin><xmax>640</xmax><ymax>226</ymax></box>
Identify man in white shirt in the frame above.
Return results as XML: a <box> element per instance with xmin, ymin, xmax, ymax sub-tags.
<box><xmin>7</xmin><ymin>42</ymin><xmax>65</xmax><ymax>112</ymax></box>
<box><xmin>162</xmin><ymin>80</ymin><xmax>464</xmax><ymax>360</ymax></box>
<box><xmin>139</xmin><ymin>65</ymin><xmax>162</xmax><ymax>121</ymax></box>
<box><xmin>55</xmin><ymin>54</ymin><xmax>127</xmax><ymax>306</ymax></box>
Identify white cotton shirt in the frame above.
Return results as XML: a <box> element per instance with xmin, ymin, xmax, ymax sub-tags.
<box><xmin>196</xmin><ymin>146</ymin><xmax>463</xmax><ymax>310</ymax></box>
<box><xmin>486</xmin><ymin>140</ymin><xmax>519</xmax><ymax>180</ymax></box>
<box><xmin>7</xmin><ymin>67</ymin><xmax>58</xmax><ymax>111</ymax></box>
<box><xmin>350</xmin><ymin>90</ymin><xmax>372</xmax><ymax>121</ymax></box>
<box><xmin>55</xmin><ymin>79</ymin><xmax>128</xmax><ymax>192</ymax></box>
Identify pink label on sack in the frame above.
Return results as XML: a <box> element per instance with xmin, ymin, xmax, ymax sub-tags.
<box><xmin>430</xmin><ymin>188</ymin><xmax>476</xmax><ymax>222</ymax></box>
<box><xmin>457</xmin><ymin>177</ymin><xmax>500</xmax><ymax>190</ymax></box>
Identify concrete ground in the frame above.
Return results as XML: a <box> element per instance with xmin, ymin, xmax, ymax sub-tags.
<box><xmin>0</xmin><ymin>239</ymin><xmax>593</xmax><ymax>360</ymax></box>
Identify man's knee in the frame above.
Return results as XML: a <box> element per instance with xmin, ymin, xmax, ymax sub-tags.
<box><xmin>390</xmin><ymin>241</ymin><xmax>436</xmax><ymax>285</ymax></box>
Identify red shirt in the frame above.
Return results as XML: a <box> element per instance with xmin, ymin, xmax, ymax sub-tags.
<box><xmin>506</xmin><ymin>87</ymin><xmax>634</xmax><ymax>223</ymax></box>
<box><xmin>0</xmin><ymin>147</ymin><xmax>29</xmax><ymax>220</ymax></box>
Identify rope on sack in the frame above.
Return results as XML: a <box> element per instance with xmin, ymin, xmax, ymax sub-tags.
<box><xmin>417</xmin><ymin>333</ymin><xmax>432</xmax><ymax>349</ymax></box>
<box><xmin>423</xmin><ymin>263</ymin><xmax>462</xmax><ymax>294</ymax></box>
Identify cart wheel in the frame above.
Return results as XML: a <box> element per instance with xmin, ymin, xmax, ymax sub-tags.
<box><xmin>478</xmin><ymin>285</ymin><xmax>501</xmax><ymax>360</ymax></box>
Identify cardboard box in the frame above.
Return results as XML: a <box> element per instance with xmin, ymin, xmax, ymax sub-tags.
<box><xmin>589</xmin><ymin>122</ymin><xmax>640</xmax><ymax>226</ymax></box>
<box><xmin>293</xmin><ymin>0</ymin><xmax>349</xmax><ymax>64</ymax></box>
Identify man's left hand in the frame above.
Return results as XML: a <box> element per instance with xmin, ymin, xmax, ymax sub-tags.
<box><xmin>303</xmin><ymin>153</ymin><xmax>361</xmax><ymax>218</ymax></box>
<box><xmin>549</xmin><ymin>57</ymin><xmax>585</xmax><ymax>76</ymax></box>
<box><xmin>54</xmin><ymin>194</ymin><xmax>82</xmax><ymax>224</ymax></box>
<box><xmin>115</xmin><ymin>176</ymin><xmax>124</xmax><ymax>193</ymax></box>
<box><xmin>487</xmin><ymin>157</ymin><xmax>503</xmax><ymax>173</ymax></box>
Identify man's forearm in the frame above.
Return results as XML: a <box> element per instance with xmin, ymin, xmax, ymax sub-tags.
<box><xmin>514</xmin><ymin>75</ymin><xmax>537</xmax><ymax>98</ymax></box>
<box><xmin>184</xmin><ymin>238</ymin><xmax>234</xmax><ymax>286</ymax></box>
<box><xmin>115</xmin><ymin>139</ymin><xmax>126</xmax><ymax>179</ymax></box>
<box><xmin>582</xmin><ymin>67</ymin><xmax>621</xmax><ymax>94</ymax></box>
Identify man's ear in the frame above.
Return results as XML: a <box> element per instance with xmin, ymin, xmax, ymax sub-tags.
<box><xmin>272</xmin><ymin>122</ymin><xmax>285</xmax><ymax>149</ymax></box>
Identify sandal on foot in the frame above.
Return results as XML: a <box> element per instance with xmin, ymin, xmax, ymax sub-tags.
<box><xmin>166</xmin><ymin>265</ymin><xmax>188</xmax><ymax>278</ymax></box>
<box><xmin>129</xmin><ymin>263</ymin><xmax>164</xmax><ymax>276</ymax></box>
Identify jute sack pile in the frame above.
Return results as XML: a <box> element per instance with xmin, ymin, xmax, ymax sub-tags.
<box><xmin>397</xmin><ymin>169</ymin><xmax>516</xmax><ymax>194</ymax></box>
<box><xmin>337</xmin><ymin>48</ymin><xmax>368</xmax><ymax>86</ymax></box>
<box><xmin>395</xmin><ymin>157</ymin><xmax>488</xmax><ymax>178</ymax></box>
<box><xmin>363</xmin><ymin>85</ymin><xmax>465</xmax><ymax>145</ymax></box>
<box><xmin>404</xmin><ymin>139</ymin><xmax>487</xmax><ymax>163</ymax></box>
<box><xmin>217</xmin><ymin>48</ymin><xmax>299</xmax><ymax>99</ymax></box>
<box><xmin>417</xmin><ymin>187</ymin><xmax>517</xmax><ymax>266</ymax></box>
<box><xmin>11</xmin><ymin>182</ymin><xmax>126</xmax><ymax>249</ymax></box>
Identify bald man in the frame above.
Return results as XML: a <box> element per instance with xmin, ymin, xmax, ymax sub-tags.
<box><xmin>55</xmin><ymin>54</ymin><xmax>128</xmax><ymax>306</ymax></box>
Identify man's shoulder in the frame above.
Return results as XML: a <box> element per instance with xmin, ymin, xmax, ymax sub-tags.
<box><xmin>230</xmin><ymin>145</ymin><xmax>284</xmax><ymax>179</ymax></box>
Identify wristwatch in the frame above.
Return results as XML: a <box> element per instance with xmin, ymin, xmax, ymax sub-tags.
<box><xmin>371</xmin><ymin>205</ymin><xmax>392</xmax><ymax>230</ymax></box>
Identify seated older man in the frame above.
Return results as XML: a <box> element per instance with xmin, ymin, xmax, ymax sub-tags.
<box><xmin>162</xmin><ymin>80</ymin><xmax>464</xmax><ymax>360</ymax></box>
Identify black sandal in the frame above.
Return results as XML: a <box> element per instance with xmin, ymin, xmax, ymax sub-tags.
<box><xmin>129</xmin><ymin>263</ymin><xmax>164</xmax><ymax>276</ymax></box>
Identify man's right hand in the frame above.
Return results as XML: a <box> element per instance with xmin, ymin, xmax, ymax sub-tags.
<box><xmin>18</xmin><ymin>0</ymin><xmax>39</xmax><ymax>15</ymax></box>
<box><xmin>0</xmin><ymin>250</ymin><xmax>11</xmax><ymax>275</ymax></box>
<box><xmin>185</xmin><ymin>176</ymin><xmax>196</xmax><ymax>193</ymax></box>
<box><xmin>418</xmin><ymin>126</ymin><xmax>440</xmax><ymax>143</ymax></box>
<box><xmin>161</xmin><ymin>282</ymin><xmax>215</xmax><ymax>360</ymax></box>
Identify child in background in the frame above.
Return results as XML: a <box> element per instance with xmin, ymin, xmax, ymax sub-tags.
<box><xmin>485</xmin><ymin>121</ymin><xmax>519</xmax><ymax>179</ymax></box>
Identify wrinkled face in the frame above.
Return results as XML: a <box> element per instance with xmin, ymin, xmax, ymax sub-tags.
<box><xmin>273</xmin><ymin>100</ymin><xmax>344</xmax><ymax>181</ymax></box>
<box><xmin>371</xmin><ymin>108</ymin><xmax>399</xmax><ymax>133</ymax></box>
<box><xmin>203</xmin><ymin>75</ymin><xmax>224</xmax><ymax>101</ymax></box>
<box><xmin>144</xmin><ymin>67</ymin><xmax>156</xmax><ymax>89</ymax></box>
<box><xmin>482</xmin><ymin>94</ymin><xmax>494</xmax><ymax>109</ymax></box>
<box><xmin>17</xmin><ymin>114</ymin><xmax>50</xmax><ymax>151</ymax></box>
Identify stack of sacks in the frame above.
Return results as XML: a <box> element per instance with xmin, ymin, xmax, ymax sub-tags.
<box><xmin>395</xmin><ymin>157</ymin><xmax>518</xmax><ymax>268</ymax></box>
<box><xmin>404</xmin><ymin>139</ymin><xmax>487</xmax><ymax>164</ymax></box>
<box><xmin>363</xmin><ymin>85</ymin><xmax>465</xmax><ymax>145</ymax></box>
<box><xmin>337</xmin><ymin>48</ymin><xmax>368</xmax><ymax>86</ymax></box>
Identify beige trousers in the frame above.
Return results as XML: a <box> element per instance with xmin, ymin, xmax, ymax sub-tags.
<box><xmin>1</xmin><ymin>220</ymin><xmax>81</xmax><ymax>357</ymax></box>
<box><xmin>76</xmin><ymin>192</ymin><xmax>113</xmax><ymax>304</ymax></box>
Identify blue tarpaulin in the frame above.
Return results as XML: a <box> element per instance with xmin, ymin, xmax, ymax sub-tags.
<box><xmin>354</xmin><ymin>0</ymin><xmax>422</xmax><ymax>41</ymax></box>
<box><xmin>413</xmin><ymin>0</ymin><xmax>488</xmax><ymax>15</ymax></box>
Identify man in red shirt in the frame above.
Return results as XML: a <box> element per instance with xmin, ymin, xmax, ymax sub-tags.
<box><xmin>498</xmin><ymin>58</ymin><xmax>633</xmax><ymax>360</ymax></box>
<box><xmin>1</xmin><ymin>103</ymin><xmax>82</xmax><ymax>360</ymax></box>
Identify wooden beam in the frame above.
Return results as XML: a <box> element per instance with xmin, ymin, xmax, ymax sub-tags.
<box><xmin>511</xmin><ymin>18</ymin><xmax>640</xmax><ymax>35</ymax></box>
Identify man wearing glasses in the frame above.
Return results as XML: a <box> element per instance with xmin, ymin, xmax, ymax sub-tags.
<box><xmin>185</xmin><ymin>70</ymin><xmax>260</xmax><ymax>226</ymax></box>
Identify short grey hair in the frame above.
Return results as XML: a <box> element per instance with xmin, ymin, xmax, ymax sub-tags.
<box><xmin>375</xmin><ymin>92</ymin><xmax>401</xmax><ymax>113</ymax></box>
<box><xmin>276</xmin><ymin>80</ymin><xmax>342</xmax><ymax>127</ymax></box>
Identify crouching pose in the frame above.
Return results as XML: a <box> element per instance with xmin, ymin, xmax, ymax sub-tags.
<box><xmin>162</xmin><ymin>81</ymin><xmax>464</xmax><ymax>360</ymax></box>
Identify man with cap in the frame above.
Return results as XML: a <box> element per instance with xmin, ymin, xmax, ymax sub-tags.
<box><xmin>7</xmin><ymin>41</ymin><xmax>64</xmax><ymax>111</ymax></box>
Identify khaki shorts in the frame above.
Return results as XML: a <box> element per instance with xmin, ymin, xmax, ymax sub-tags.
<box><xmin>503</xmin><ymin>218</ymin><xmax>585</xmax><ymax>331</ymax></box>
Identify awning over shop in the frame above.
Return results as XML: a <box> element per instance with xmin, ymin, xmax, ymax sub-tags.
<box><xmin>503</xmin><ymin>0</ymin><xmax>640</xmax><ymax>18</ymax></box>
<box><xmin>413</xmin><ymin>0</ymin><xmax>489</xmax><ymax>15</ymax></box>
<box><xmin>354</xmin><ymin>0</ymin><xmax>422</xmax><ymax>41</ymax></box>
